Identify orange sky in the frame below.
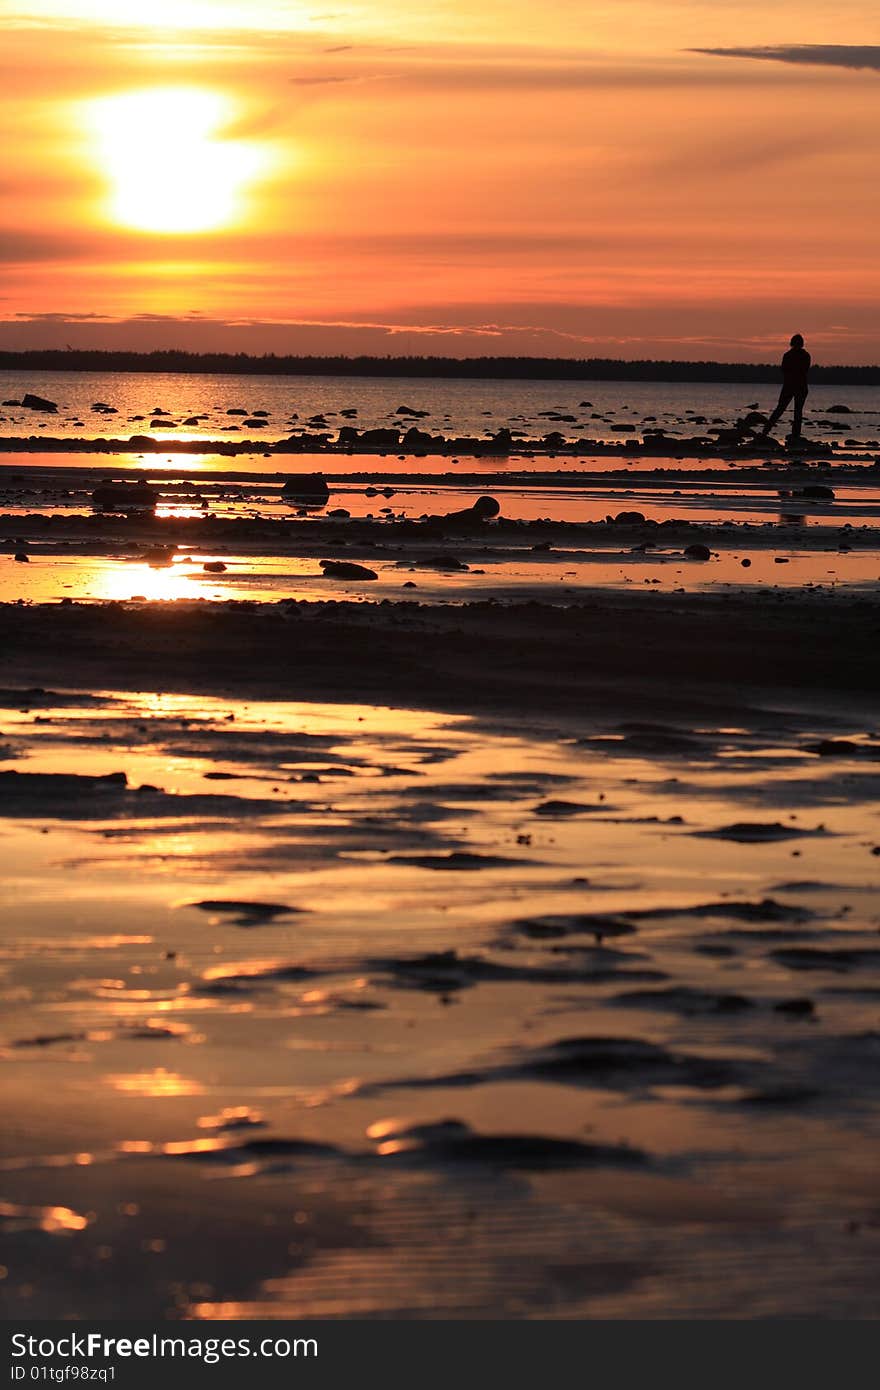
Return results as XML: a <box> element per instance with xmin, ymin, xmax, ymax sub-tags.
<box><xmin>1</xmin><ymin>2</ymin><xmax>879</xmax><ymax>360</ymax></box>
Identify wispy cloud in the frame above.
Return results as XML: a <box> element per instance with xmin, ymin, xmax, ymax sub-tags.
<box><xmin>693</xmin><ymin>45</ymin><xmax>880</xmax><ymax>73</ymax></box>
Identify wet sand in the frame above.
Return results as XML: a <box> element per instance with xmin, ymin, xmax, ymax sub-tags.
<box><xmin>1</xmin><ymin>428</ymin><xmax>879</xmax><ymax>1320</ymax></box>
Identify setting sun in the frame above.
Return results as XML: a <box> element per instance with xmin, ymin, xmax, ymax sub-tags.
<box><xmin>86</xmin><ymin>87</ymin><xmax>266</xmax><ymax>234</ymax></box>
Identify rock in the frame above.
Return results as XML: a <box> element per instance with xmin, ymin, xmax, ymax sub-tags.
<box><xmin>395</xmin><ymin>405</ymin><xmax>429</xmax><ymax>417</ymax></box>
<box><xmin>741</xmin><ymin>558</ymin><xmax>751</xmax><ymax>567</ymax></box>
<box><xmin>21</xmin><ymin>393</ymin><xmax>58</xmax><ymax>412</ymax></box>
<box><xmin>826</xmin><ymin>404</ymin><xmax>851</xmax><ymax>413</ymax></box>
<box><xmin>281</xmin><ymin>474</ymin><xmax>330</xmax><ymax>504</ymax></box>
<box><xmin>402</xmin><ymin>427</ymin><xmax>437</xmax><ymax>449</ymax></box>
<box><xmin>613</xmin><ymin>511</ymin><xmax>646</xmax><ymax>525</ymax></box>
<box><xmin>203</xmin><ymin>561</ymin><xmax>227</xmax><ymax>573</ymax></box>
<box><xmin>360</xmin><ymin>428</ymin><xmax>402</xmax><ymax>448</ymax></box>
<box><xmin>242</xmin><ymin>419</ymin><xmax>268</xmax><ymax>428</ymax></box>
<box><xmin>485</xmin><ymin>428</ymin><xmax>513</xmax><ymax>453</ymax></box>
<box><xmin>471</xmin><ymin>495</ymin><xmax>500</xmax><ymax>519</ymax></box>
<box><xmin>611</xmin><ymin>424</ymin><xmax>636</xmax><ymax>433</ymax></box>
<box><xmin>14</xmin><ymin>552</ymin><xmax>29</xmax><ymax>563</ymax></box>
<box><xmin>226</xmin><ymin>408</ymin><xmax>248</xmax><ymax>415</ymax></box>
<box><xmin>2</xmin><ymin>399</ymin><xmax>20</xmax><ymax>407</ymax></box>
<box><xmin>92</xmin><ymin>481</ymin><xmax>158</xmax><ymax>512</ymax></box>
<box><xmin>800</xmin><ymin>485</ymin><xmax>835</xmax><ymax>500</ymax></box>
<box><xmin>319</xmin><ymin>560</ymin><xmax>378</xmax><ymax>580</ymax></box>
<box><xmin>150</xmin><ymin>418</ymin><xmax>170</xmax><ymax>427</ymax></box>
<box><xmin>683</xmin><ymin>543</ymin><xmax>712</xmax><ymax>560</ymax></box>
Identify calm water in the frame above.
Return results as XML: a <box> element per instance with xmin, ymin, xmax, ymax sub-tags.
<box><xmin>3</xmin><ymin>689</ymin><xmax>880</xmax><ymax>1317</ymax></box>
<box><xmin>2</xmin><ymin>370</ymin><xmax>879</xmax><ymax>442</ymax></box>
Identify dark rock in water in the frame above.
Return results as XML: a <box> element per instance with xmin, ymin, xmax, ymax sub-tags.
<box><xmin>14</xmin><ymin>552</ymin><xmax>29</xmax><ymax>563</ymax></box>
<box><xmin>320</xmin><ymin>560</ymin><xmax>378</xmax><ymax>580</ymax></box>
<box><xmin>424</xmin><ymin>554</ymin><xmax>469</xmax><ymax>571</ymax></box>
<box><xmin>395</xmin><ymin>405</ymin><xmax>429</xmax><ymax>417</ymax></box>
<box><xmin>360</xmin><ymin>428</ymin><xmax>401</xmax><ymax>448</ymax></box>
<box><xmin>281</xmin><ymin>474</ymin><xmax>330</xmax><ymax>504</ymax></box>
<box><xmin>21</xmin><ymin>393</ymin><xmax>58</xmax><ymax>412</ymax></box>
<box><xmin>683</xmin><ymin>543</ymin><xmax>712</xmax><ymax>560</ymax></box>
<box><xmin>741</xmin><ymin>558</ymin><xmax>751</xmax><ymax>567</ymax></box>
<box><xmin>799</xmin><ymin>485</ymin><xmax>835</xmax><ymax>500</ymax></box>
<box><xmin>251</xmin><ymin>410</ymin><xmax>270</xmax><ymax>417</ymax></box>
<box><xmin>243</xmin><ymin>418</ymin><xmax>268</xmax><ymax>428</ymax></box>
<box><xmin>226</xmin><ymin>408</ymin><xmax>248</xmax><ymax>415</ymax></box>
<box><xmin>150</xmin><ymin>408</ymin><xmax>169</xmax><ymax>415</ymax></box>
<box><xmin>182</xmin><ymin>416</ymin><xmax>201</xmax><ymax>426</ymax></box>
<box><xmin>327</xmin><ymin>508</ymin><xmax>350</xmax><ymax>519</ymax></box>
<box><xmin>92</xmin><ymin>481</ymin><xmax>158</xmax><ymax>512</ymax></box>
<box><xmin>402</xmin><ymin>427</ymin><xmax>439</xmax><ymax>449</ymax></box>
<box><xmin>613</xmin><ymin>510</ymin><xmax>646</xmax><ymax>524</ymax></box>
<box><xmin>485</xmin><ymin>428</ymin><xmax>513</xmax><ymax>453</ymax></box>
<box><xmin>611</xmin><ymin>424</ymin><xmax>637</xmax><ymax>433</ymax></box>
<box><xmin>143</xmin><ymin>546</ymin><xmax>174</xmax><ymax>565</ymax></box>
<box><xmin>149</xmin><ymin>418</ymin><xmax>171</xmax><ymax>427</ymax></box>
<box><xmin>2</xmin><ymin>399</ymin><xmax>20</xmax><ymax>407</ymax></box>
<box><xmin>340</xmin><ymin>408</ymin><xmax>358</xmax><ymax>418</ymax></box>
<box><xmin>826</xmin><ymin>404</ymin><xmax>851</xmax><ymax>413</ymax></box>
<box><xmin>203</xmin><ymin>561</ymin><xmax>227</xmax><ymax>573</ymax></box>
<box><xmin>472</xmin><ymin>495</ymin><xmax>500</xmax><ymax>519</ymax></box>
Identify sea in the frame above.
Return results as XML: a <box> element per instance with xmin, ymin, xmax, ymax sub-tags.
<box><xmin>1</xmin><ymin>370</ymin><xmax>878</xmax><ymax>446</ymax></box>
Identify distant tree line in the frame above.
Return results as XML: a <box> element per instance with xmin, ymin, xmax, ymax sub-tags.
<box><xmin>0</xmin><ymin>349</ymin><xmax>878</xmax><ymax>384</ymax></box>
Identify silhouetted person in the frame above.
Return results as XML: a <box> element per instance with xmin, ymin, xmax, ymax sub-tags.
<box><xmin>762</xmin><ymin>334</ymin><xmax>811</xmax><ymax>441</ymax></box>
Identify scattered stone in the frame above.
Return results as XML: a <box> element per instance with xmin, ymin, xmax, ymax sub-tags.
<box><xmin>319</xmin><ymin>560</ymin><xmax>378</xmax><ymax>580</ymax></box>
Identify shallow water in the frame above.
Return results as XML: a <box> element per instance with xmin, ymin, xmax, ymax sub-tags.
<box><xmin>2</xmin><ymin>688</ymin><xmax>880</xmax><ymax>1317</ymax></box>
<box><xmin>1</xmin><ymin>545</ymin><xmax>878</xmax><ymax>607</ymax></box>
<box><xmin>2</xmin><ymin>370</ymin><xmax>879</xmax><ymax>445</ymax></box>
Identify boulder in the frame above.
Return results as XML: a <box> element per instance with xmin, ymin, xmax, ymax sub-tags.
<box><xmin>484</xmin><ymin>428</ymin><xmax>513</xmax><ymax>453</ymax></box>
<box><xmin>683</xmin><ymin>543</ymin><xmax>712</xmax><ymax>561</ymax></box>
<box><xmin>800</xmin><ymin>485</ymin><xmax>835</xmax><ymax>500</ymax></box>
<box><xmin>281</xmin><ymin>474</ymin><xmax>330</xmax><ymax>504</ymax></box>
<box><xmin>613</xmin><ymin>511</ymin><xmax>647</xmax><ymax>525</ymax></box>
<box><xmin>320</xmin><ymin>560</ymin><xmax>378</xmax><ymax>580</ymax></box>
<box><xmin>21</xmin><ymin>393</ymin><xmax>58</xmax><ymax>412</ymax></box>
<box><xmin>92</xmin><ymin>481</ymin><xmax>158</xmax><ymax>512</ymax></box>
<box><xmin>360</xmin><ymin>428</ymin><xmax>401</xmax><ymax>448</ymax></box>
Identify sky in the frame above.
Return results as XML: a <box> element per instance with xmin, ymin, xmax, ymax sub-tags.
<box><xmin>1</xmin><ymin>1</ymin><xmax>879</xmax><ymax>361</ymax></box>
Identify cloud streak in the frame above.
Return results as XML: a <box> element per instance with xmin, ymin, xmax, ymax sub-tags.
<box><xmin>693</xmin><ymin>45</ymin><xmax>880</xmax><ymax>73</ymax></box>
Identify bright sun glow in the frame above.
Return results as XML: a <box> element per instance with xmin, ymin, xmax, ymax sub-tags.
<box><xmin>87</xmin><ymin>88</ymin><xmax>266</xmax><ymax>234</ymax></box>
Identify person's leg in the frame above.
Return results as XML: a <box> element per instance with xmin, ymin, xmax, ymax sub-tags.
<box><xmin>763</xmin><ymin>387</ymin><xmax>792</xmax><ymax>434</ymax></box>
<box><xmin>791</xmin><ymin>390</ymin><xmax>807</xmax><ymax>440</ymax></box>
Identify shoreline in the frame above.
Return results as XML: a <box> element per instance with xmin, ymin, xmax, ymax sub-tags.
<box><xmin>4</xmin><ymin>590</ymin><xmax>877</xmax><ymax>722</ymax></box>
